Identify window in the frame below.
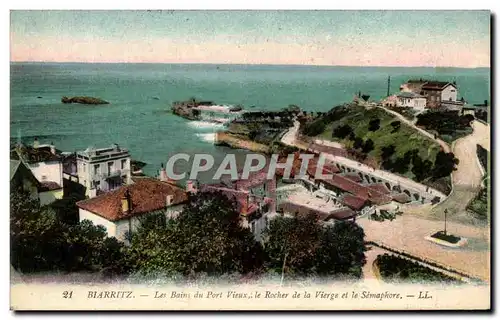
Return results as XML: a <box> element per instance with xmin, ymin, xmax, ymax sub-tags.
<box><xmin>94</xmin><ymin>164</ymin><xmax>100</xmax><ymax>175</ymax></box>
<box><xmin>108</xmin><ymin>162</ymin><xmax>113</xmax><ymax>174</ymax></box>
<box><xmin>41</xmin><ymin>175</ymin><xmax>47</xmax><ymax>181</ymax></box>
<box><xmin>451</xmin><ymin>90</ymin><xmax>456</xmax><ymax>92</ymax></box>
<box><xmin>121</xmin><ymin>159</ymin><xmax>127</xmax><ymax>170</ymax></box>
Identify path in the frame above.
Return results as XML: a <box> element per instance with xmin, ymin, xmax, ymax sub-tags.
<box><xmin>375</xmin><ymin>104</ymin><xmax>451</xmax><ymax>153</ymax></box>
<box><xmin>432</xmin><ymin>120</ymin><xmax>490</xmax><ymax>221</ymax></box>
<box><xmin>281</xmin><ymin>121</ymin><xmax>446</xmax><ymax>199</ymax></box>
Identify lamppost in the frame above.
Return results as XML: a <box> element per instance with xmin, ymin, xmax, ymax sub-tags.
<box><xmin>444</xmin><ymin>209</ymin><xmax>448</xmax><ymax>235</ymax></box>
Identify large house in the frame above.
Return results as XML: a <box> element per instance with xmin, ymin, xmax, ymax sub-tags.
<box><xmin>65</xmin><ymin>144</ymin><xmax>132</xmax><ymax>198</ymax></box>
<box><xmin>76</xmin><ymin>177</ymin><xmax>188</xmax><ymax>243</ymax></box>
<box><xmin>400</xmin><ymin>79</ymin><xmax>458</xmax><ymax>109</ymax></box>
<box><xmin>11</xmin><ymin>140</ymin><xmax>64</xmax><ymax>205</ymax></box>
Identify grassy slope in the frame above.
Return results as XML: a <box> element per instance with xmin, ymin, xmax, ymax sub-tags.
<box><xmin>317</xmin><ymin>105</ymin><xmax>441</xmax><ymax>179</ymax></box>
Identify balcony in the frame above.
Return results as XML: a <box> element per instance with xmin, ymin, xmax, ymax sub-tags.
<box><xmin>95</xmin><ymin>169</ymin><xmax>130</xmax><ymax>180</ymax></box>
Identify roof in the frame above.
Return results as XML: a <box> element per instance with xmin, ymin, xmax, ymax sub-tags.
<box><xmin>200</xmin><ymin>184</ymin><xmax>273</xmax><ymax>217</ymax></box>
<box><xmin>392</xmin><ymin>192</ymin><xmax>412</xmax><ymax>204</ymax></box>
<box><xmin>343</xmin><ymin>173</ymin><xmax>363</xmax><ymax>183</ymax></box>
<box><xmin>422</xmin><ymin>81</ymin><xmax>455</xmax><ymax>91</ymax></box>
<box><xmin>12</xmin><ymin>145</ymin><xmax>62</xmax><ymax>164</ymax></box>
<box><xmin>76</xmin><ymin>178</ymin><xmax>188</xmax><ymax>222</ymax></box>
<box><xmin>39</xmin><ymin>181</ymin><xmax>62</xmax><ymax>191</ymax></box>
<box><xmin>278</xmin><ymin>201</ymin><xmax>356</xmax><ymax>221</ymax></box>
<box><xmin>319</xmin><ymin>174</ymin><xmax>392</xmax><ymax>205</ymax></box>
<box><xmin>307</xmin><ymin>143</ymin><xmax>349</xmax><ymax>158</ymax></box>
<box><xmin>397</xmin><ymin>92</ymin><xmax>424</xmax><ymax>98</ymax></box>
<box><xmin>368</xmin><ymin>183</ymin><xmax>391</xmax><ymax>195</ymax></box>
<box><xmin>10</xmin><ymin>160</ymin><xmax>21</xmax><ymax>181</ymax></box>
<box><xmin>342</xmin><ymin>194</ymin><xmax>367</xmax><ymax>210</ymax></box>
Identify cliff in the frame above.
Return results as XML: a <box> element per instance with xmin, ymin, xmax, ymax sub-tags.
<box><xmin>171</xmin><ymin>98</ymin><xmax>213</xmax><ymax>120</ymax></box>
<box><xmin>62</xmin><ymin>96</ymin><xmax>109</xmax><ymax>105</ymax></box>
<box><xmin>214</xmin><ymin>132</ymin><xmax>270</xmax><ymax>154</ymax></box>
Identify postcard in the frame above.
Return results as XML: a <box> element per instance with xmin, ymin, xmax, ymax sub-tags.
<box><xmin>9</xmin><ymin>10</ymin><xmax>491</xmax><ymax>311</ymax></box>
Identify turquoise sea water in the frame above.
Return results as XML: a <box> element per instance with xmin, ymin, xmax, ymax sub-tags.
<box><xmin>10</xmin><ymin>63</ymin><xmax>490</xmax><ymax>176</ymax></box>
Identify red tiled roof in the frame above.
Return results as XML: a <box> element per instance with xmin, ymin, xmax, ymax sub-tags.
<box><xmin>392</xmin><ymin>192</ymin><xmax>412</xmax><ymax>204</ymax></box>
<box><xmin>13</xmin><ymin>145</ymin><xmax>62</xmax><ymax>164</ymax></box>
<box><xmin>325</xmin><ymin>207</ymin><xmax>357</xmax><ymax>221</ymax></box>
<box><xmin>200</xmin><ymin>184</ymin><xmax>272</xmax><ymax>217</ymax></box>
<box><xmin>307</xmin><ymin>143</ymin><xmax>348</xmax><ymax>158</ymax></box>
<box><xmin>343</xmin><ymin>173</ymin><xmax>363</xmax><ymax>183</ymax></box>
<box><xmin>422</xmin><ymin>81</ymin><xmax>454</xmax><ymax>91</ymax></box>
<box><xmin>319</xmin><ymin>174</ymin><xmax>392</xmax><ymax>205</ymax></box>
<box><xmin>342</xmin><ymin>194</ymin><xmax>367</xmax><ymax>210</ymax></box>
<box><xmin>39</xmin><ymin>181</ymin><xmax>62</xmax><ymax>191</ymax></box>
<box><xmin>368</xmin><ymin>183</ymin><xmax>391</xmax><ymax>195</ymax></box>
<box><xmin>76</xmin><ymin>178</ymin><xmax>188</xmax><ymax>222</ymax></box>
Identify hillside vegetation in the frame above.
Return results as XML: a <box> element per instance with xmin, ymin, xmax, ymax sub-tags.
<box><xmin>301</xmin><ymin>104</ymin><xmax>457</xmax><ymax>193</ymax></box>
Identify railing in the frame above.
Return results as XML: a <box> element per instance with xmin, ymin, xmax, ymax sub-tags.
<box><xmin>96</xmin><ymin>169</ymin><xmax>130</xmax><ymax>179</ymax></box>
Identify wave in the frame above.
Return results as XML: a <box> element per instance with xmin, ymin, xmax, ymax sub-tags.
<box><xmin>196</xmin><ymin>133</ymin><xmax>216</xmax><ymax>143</ymax></box>
<box><xmin>187</xmin><ymin>121</ymin><xmax>224</xmax><ymax>130</ymax></box>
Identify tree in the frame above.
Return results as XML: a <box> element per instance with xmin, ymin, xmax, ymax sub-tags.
<box><xmin>333</xmin><ymin>124</ymin><xmax>353</xmax><ymax>139</ymax></box>
<box><xmin>129</xmin><ymin>191</ymin><xmax>266</xmax><ymax>277</ymax></box>
<box><xmin>10</xmin><ymin>189</ymin><xmax>128</xmax><ymax>275</ymax></box>
<box><xmin>362</xmin><ymin>139</ymin><xmax>375</xmax><ymax>153</ymax></box>
<box><xmin>381</xmin><ymin>145</ymin><xmax>396</xmax><ymax>160</ymax></box>
<box><xmin>303</xmin><ymin>119</ymin><xmax>326</xmax><ymax>136</ymax></box>
<box><xmin>390</xmin><ymin>120</ymin><xmax>401</xmax><ymax>133</ymax></box>
<box><xmin>353</xmin><ymin>137</ymin><xmax>364</xmax><ymax>149</ymax></box>
<box><xmin>368</xmin><ymin>118</ymin><xmax>381</xmax><ymax>131</ymax></box>
<box><xmin>264</xmin><ymin>214</ymin><xmax>322</xmax><ymax>277</ymax></box>
<box><xmin>432</xmin><ymin>151</ymin><xmax>459</xmax><ymax>179</ymax></box>
<box><xmin>314</xmin><ymin>221</ymin><xmax>366</xmax><ymax>278</ymax></box>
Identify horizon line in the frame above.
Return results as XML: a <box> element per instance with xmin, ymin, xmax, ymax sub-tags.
<box><xmin>9</xmin><ymin>60</ymin><xmax>491</xmax><ymax>69</ymax></box>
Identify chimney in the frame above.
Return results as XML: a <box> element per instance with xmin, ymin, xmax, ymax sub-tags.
<box><xmin>33</xmin><ymin>137</ymin><xmax>39</xmax><ymax>148</ymax></box>
<box><xmin>186</xmin><ymin>180</ymin><xmax>198</xmax><ymax>194</ymax></box>
<box><xmin>121</xmin><ymin>189</ymin><xmax>131</xmax><ymax>213</ymax></box>
<box><xmin>159</xmin><ymin>163</ymin><xmax>167</xmax><ymax>181</ymax></box>
<box><xmin>166</xmin><ymin>194</ymin><xmax>174</xmax><ymax>207</ymax></box>
<box><xmin>50</xmin><ymin>142</ymin><xmax>56</xmax><ymax>155</ymax></box>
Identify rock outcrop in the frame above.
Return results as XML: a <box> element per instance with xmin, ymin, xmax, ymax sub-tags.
<box><xmin>61</xmin><ymin>96</ymin><xmax>109</xmax><ymax>105</ymax></box>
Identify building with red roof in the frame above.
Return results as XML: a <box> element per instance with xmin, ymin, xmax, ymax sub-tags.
<box><xmin>76</xmin><ymin>177</ymin><xmax>188</xmax><ymax>242</ymax></box>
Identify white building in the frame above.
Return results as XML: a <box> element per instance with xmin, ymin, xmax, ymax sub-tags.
<box><xmin>11</xmin><ymin>140</ymin><xmax>64</xmax><ymax>205</ymax></box>
<box><xmin>396</xmin><ymin>92</ymin><xmax>427</xmax><ymax>111</ymax></box>
<box><xmin>76</xmin><ymin>177</ymin><xmax>188</xmax><ymax>243</ymax></box>
<box><xmin>75</xmin><ymin>144</ymin><xmax>131</xmax><ymax>198</ymax></box>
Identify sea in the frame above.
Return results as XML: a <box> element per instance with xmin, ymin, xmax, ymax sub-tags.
<box><xmin>10</xmin><ymin>62</ymin><xmax>490</xmax><ymax>177</ymax></box>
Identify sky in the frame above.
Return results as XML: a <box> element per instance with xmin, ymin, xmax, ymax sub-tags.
<box><xmin>10</xmin><ymin>10</ymin><xmax>491</xmax><ymax>67</ymax></box>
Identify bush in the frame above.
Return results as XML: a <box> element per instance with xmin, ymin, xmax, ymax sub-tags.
<box><xmin>368</xmin><ymin>118</ymin><xmax>381</xmax><ymax>131</ymax></box>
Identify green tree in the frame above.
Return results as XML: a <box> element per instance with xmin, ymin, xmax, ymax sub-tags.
<box><xmin>264</xmin><ymin>214</ymin><xmax>321</xmax><ymax>277</ymax></box>
<box><xmin>362</xmin><ymin>139</ymin><xmax>375</xmax><ymax>153</ymax></box>
<box><xmin>333</xmin><ymin>124</ymin><xmax>353</xmax><ymax>139</ymax></box>
<box><xmin>129</xmin><ymin>191</ymin><xmax>265</xmax><ymax>277</ymax></box>
<box><xmin>432</xmin><ymin>151</ymin><xmax>459</xmax><ymax>179</ymax></box>
<box><xmin>314</xmin><ymin>221</ymin><xmax>366</xmax><ymax>278</ymax></box>
<box><xmin>353</xmin><ymin>137</ymin><xmax>364</xmax><ymax>149</ymax></box>
<box><xmin>381</xmin><ymin>145</ymin><xmax>396</xmax><ymax>160</ymax></box>
<box><xmin>368</xmin><ymin>118</ymin><xmax>381</xmax><ymax>131</ymax></box>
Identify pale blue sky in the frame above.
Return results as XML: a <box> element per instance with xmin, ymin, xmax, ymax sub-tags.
<box><xmin>10</xmin><ymin>10</ymin><xmax>491</xmax><ymax>66</ymax></box>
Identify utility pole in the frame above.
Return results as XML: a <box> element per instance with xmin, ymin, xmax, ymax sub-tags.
<box><xmin>387</xmin><ymin>76</ymin><xmax>391</xmax><ymax>97</ymax></box>
<box><xmin>444</xmin><ymin>209</ymin><xmax>448</xmax><ymax>235</ymax></box>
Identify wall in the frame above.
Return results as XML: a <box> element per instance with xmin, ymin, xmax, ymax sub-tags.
<box><xmin>441</xmin><ymin>85</ymin><xmax>458</xmax><ymax>102</ymax></box>
<box><xmin>79</xmin><ymin>208</ymin><xmax>117</xmax><ymax>238</ymax></box>
<box><xmin>39</xmin><ymin>189</ymin><xmax>63</xmax><ymax>206</ymax></box>
<box><xmin>28</xmin><ymin>161</ymin><xmax>63</xmax><ymax>186</ymax></box>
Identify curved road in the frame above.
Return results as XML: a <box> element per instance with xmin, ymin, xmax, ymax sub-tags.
<box><xmin>432</xmin><ymin>120</ymin><xmax>490</xmax><ymax>221</ymax></box>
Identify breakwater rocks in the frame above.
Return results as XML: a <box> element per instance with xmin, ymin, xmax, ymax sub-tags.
<box><xmin>214</xmin><ymin>132</ymin><xmax>270</xmax><ymax>153</ymax></box>
<box><xmin>172</xmin><ymin>98</ymin><xmax>214</xmax><ymax>120</ymax></box>
<box><xmin>62</xmin><ymin>96</ymin><xmax>109</xmax><ymax>105</ymax></box>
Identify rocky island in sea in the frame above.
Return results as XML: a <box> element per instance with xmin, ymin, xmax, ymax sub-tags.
<box><xmin>61</xmin><ymin>96</ymin><xmax>109</xmax><ymax>105</ymax></box>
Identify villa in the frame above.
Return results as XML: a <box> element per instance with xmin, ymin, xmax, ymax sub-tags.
<box><xmin>400</xmin><ymin>79</ymin><xmax>459</xmax><ymax>109</ymax></box>
<box><xmin>76</xmin><ymin>177</ymin><xmax>188</xmax><ymax>243</ymax></box>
